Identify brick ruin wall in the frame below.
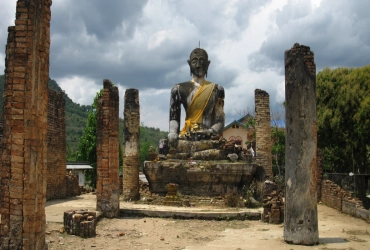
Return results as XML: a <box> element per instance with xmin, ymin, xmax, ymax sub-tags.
<box><xmin>0</xmin><ymin>0</ymin><xmax>52</xmax><ymax>249</ymax></box>
<box><xmin>47</xmin><ymin>89</ymin><xmax>66</xmax><ymax>200</ymax></box>
<box><xmin>316</xmin><ymin>148</ymin><xmax>323</xmax><ymax>202</ymax></box>
<box><xmin>96</xmin><ymin>80</ymin><xmax>120</xmax><ymax>217</ymax></box>
<box><xmin>122</xmin><ymin>89</ymin><xmax>140</xmax><ymax>201</ymax></box>
<box><xmin>321</xmin><ymin>180</ymin><xmax>370</xmax><ymax>221</ymax></box>
<box><xmin>254</xmin><ymin>89</ymin><xmax>273</xmax><ymax>180</ymax></box>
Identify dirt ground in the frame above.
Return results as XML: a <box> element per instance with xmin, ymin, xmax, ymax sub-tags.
<box><xmin>45</xmin><ymin>195</ymin><xmax>370</xmax><ymax>250</ymax></box>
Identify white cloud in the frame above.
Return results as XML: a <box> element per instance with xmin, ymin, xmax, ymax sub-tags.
<box><xmin>55</xmin><ymin>76</ymin><xmax>101</xmax><ymax>105</ymax></box>
<box><xmin>0</xmin><ymin>0</ymin><xmax>369</xmax><ymax>133</ymax></box>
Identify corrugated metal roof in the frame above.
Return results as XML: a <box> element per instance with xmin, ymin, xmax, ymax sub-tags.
<box><xmin>67</xmin><ymin>164</ymin><xmax>93</xmax><ymax>170</ymax></box>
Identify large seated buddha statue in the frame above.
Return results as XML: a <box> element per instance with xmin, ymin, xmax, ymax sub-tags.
<box><xmin>167</xmin><ymin>48</ymin><xmax>226</xmax><ymax>160</ymax></box>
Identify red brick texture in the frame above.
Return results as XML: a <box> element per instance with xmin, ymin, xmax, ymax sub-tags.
<box><xmin>255</xmin><ymin>89</ymin><xmax>273</xmax><ymax>180</ymax></box>
<box><xmin>321</xmin><ymin>180</ymin><xmax>370</xmax><ymax>220</ymax></box>
<box><xmin>0</xmin><ymin>1</ymin><xmax>52</xmax><ymax>249</ymax></box>
<box><xmin>96</xmin><ymin>80</ymin><xmax>120</xmax><ymax>218</ymax></box>
<box><xmin>122</xmin><ymin>89</ymin><xmax>140</xmax><ymax>201</ymax></box>
<box><xmin>47</xmin><ymin>89</ymin><xmax>66</xmax><ymax>200</ymax></box>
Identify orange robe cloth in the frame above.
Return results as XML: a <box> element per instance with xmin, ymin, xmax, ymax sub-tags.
<box><xmin>180</xmin><ymin>80</ymin><xmax>215</xmax><ymax>136</ymax></box>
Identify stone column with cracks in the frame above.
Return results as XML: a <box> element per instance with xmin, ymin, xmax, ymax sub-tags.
<box><xmin>122</xmin><ymin>89</ymin><xmax>140</xmax><ymax>201</ymax></box>
<box><xmin>255</xmin><ymin>89</ymin><xmax>273</xmax><ymax>180</ymax></box>
<box><xmin>284</xmin><ymin>43</ymin><xmax>319</xmax><ymax>245</ymax></box>
<box><xmin>96</xmin><ymin>80</ymin><xmax>120</xmax><ymax>218</ymax></box>
<box><xmin>0</xmin><ymin>1</ymin><xmax>52</xmax><ymax>249</ymax></box>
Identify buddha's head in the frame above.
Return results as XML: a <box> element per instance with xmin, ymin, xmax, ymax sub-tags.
<box><xmin>188</xmin><ymin>48</ymin><xmax>211</xmax><ymax>78</ymax></box>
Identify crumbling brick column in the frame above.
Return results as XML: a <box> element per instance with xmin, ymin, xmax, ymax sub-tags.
<box><xmin>0</xmin><ymin>1</ymin><xmax>52</xmax><ymax>249</ymax></box>
<box><xmin>284</xmin><ymin>43</ymin><xmax>319</xmax><ymax>245</ymax></box>
<box><xmin>255</xmin><ymin>89</ymin><xmax>273</xmax><ymax>180</ymax></box>
<box><xmin>122</xmin><ymin>89</ymin><xmax>140</xmax><ymax>201</ymax></box>
<box><xmin>47</xmin><ymin>89</ymin><xmax>66</xmax><ymax>200</ymax></box>
<box><xmin>96</xmin><ymin>80</ymin><xmax>120</xmax><ymax>218</ymax></box>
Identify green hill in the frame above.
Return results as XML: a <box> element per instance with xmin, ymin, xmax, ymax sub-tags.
<box><xmin>0</xmin><ymin>75</ymin><xmax>91</xmax><ymax>155</ymax></box>
<box><xmin>47</xmin><ymin>78</ymin><xmax>92</xmax><ymax>155</ymax></box>
<box><xmin>0</xmin><ymin>75</ymin><xmax>168</xmax><ymax>159</ymax></box>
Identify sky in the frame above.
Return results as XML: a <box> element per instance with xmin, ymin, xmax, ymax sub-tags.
<box><xmin>0</xmin><ymin>0</ymin><xmax>369</xmax><ymax>132</ymax></box>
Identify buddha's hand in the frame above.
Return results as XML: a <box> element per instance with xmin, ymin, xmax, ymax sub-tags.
<box><xmin>168</xmin><ymin>132</ymin><xmax>179</xmax><ymax>148</ymax></box>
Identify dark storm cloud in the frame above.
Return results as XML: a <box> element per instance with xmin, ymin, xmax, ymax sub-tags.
<box><xmin>49</xmin><ymin>0</ymin><xmax>256</xmax><ymax>90</ymax></box>
<box><xmin>51</xmin><ymin>0</ymin><xmax>147</xmax><ymax>40</ymax></box>
<box><xmin>3</xmin><ymin>0</ymin><xmax>342</xmax><ymax>131</ymax></box>
<box><xmin>50</xmin><ymin>0</ymin><xmax>151</xmax><ymax>85</ymax></box>
<box><xmin>249</xmin><ymin>0</ymin><xmax>370</xmax><ymax>73</ymax></box>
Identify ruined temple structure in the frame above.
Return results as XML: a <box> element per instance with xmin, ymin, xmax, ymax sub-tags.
<box><xmin>144</xmin><ymin>48</ymin><xmax>258</xmax><ymax>197</ymax></box>
<box><xmin>0</xmin><ymin>0</ymin><xmax>52</xmax><ymax>249</ymax></box>
<box><xmin>284</xmin><ymin>43</ymin><xmax>319</xmax><ymax>245</ymax></box>
<box><xmin>47</xmin><ymin>89</ymin><xmax>66</xmax><ymax>200</ymax></box>
<box><xmin>255</xmin><ymin>89</ymin><xmax>273</xmax><ymax>180</ymax></box>
<box><xmin>122</xmin><ymin>89</ymin><xmax>140</xmax><ymax>201</ymax></box>
<box><xmin>96</xmin><ymin>80</ymin><xmax>120</xmax><ymax>217</ymax></box>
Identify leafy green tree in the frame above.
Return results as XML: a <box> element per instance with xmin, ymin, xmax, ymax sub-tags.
<box><xmin>317</xmin><ymin>66</ymin><xmax>370</xmax><ymax>198</ymax></box>
<box><xmin>271</xmin><ymin>104</ymin><xmax>286</xmax><ymax>176</ymax></box>
<box><xmin>76</xmin><ymin>90</ymin><xmax>103</xmax><ymax>188</ymax></box>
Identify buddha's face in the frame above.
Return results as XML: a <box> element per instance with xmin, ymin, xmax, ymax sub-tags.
<box><xmin>188</xmin><ymin>49</ymin><xmax>210</xmax><ymax>77</ymax></box>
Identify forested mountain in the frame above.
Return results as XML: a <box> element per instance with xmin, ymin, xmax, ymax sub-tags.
<box><xmin>48</xmin><ymin>78</ymin><xmax>92</xmax><ymax>154</ymax></box>
<box><xmin>0</xmin><ymin>75</ymin><xmax>168</xmax><ymax>158</ymax></box>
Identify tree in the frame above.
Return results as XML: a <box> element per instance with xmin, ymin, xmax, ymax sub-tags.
<box><xmin>271</xmin><ymin>103</ymin><xmax>286</xmax><ymax>176</ymax></box>
<box><xmin>76</xmin><ymin>90</ymin><xmax>103</xmax><ymax>188</ymax></box>
<box><xmin>317</xmin><ymin>66</ymin><xmax>370</xmax><ymax>198</ymax></box>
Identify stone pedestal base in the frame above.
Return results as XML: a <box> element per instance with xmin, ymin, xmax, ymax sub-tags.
<box><xmin>144</xmin><ymin>160</ymin><xmax>257</xmax><ymax>196</ymax></box>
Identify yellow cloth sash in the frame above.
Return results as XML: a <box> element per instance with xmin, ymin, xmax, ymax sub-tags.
<box><xmin>180</xmin><ymin>80</ymin><xmax>215</xmax><ymax>136</ymax></box>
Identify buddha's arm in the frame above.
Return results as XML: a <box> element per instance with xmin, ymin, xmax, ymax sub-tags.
<box><xmin>168</xmin><ymin>84</ymin><xmax>181</xmax><ymax>147</ymax></box>
<box><xmin>210</xmin><ymin>85</ymin><xmax>225</xmax><ymax>135</ymax></box>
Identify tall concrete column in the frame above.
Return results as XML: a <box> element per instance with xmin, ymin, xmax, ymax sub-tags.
<box><xmin>122</xmin><ymin>89</ymin><xmax>140</xmax><ymax>201</ymax></box>
<box><xmin>0</xmin><ymin>1</ymin><xmax>52</xmax><ymax>249</ymax></box>
<box><xmin>255</xmin><ymin>89</ymin><xmax>273</xmax><ymax>180</ymax></box>
<box><xmin>96</xmin><ymin>80</ymin><xmax>120</xmax><ymax>217</ymax></box>
<box><xmin>284</xmin><ymin>43</ymin><xmax>319</xmax><ymax>245</ymax></box>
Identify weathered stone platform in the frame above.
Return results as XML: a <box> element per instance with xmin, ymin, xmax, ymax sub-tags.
<box><xmin>143</xmin><ymin>160</ymin><xmax>257</xmax><ymax>196</ymax></box>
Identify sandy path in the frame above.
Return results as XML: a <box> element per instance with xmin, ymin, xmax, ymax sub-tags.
<box><xmin>45</xmin><ymin>195</ymin><xmax>370</xmax><ymax>250</ymax></box>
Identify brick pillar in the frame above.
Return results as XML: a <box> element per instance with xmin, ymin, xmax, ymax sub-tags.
<box><xmin>96</xmin><ymin>80</ymin><xmax>120</xmax><ymax>218</ymax></box>
<box><xmin>122</xmin><ymin>89</ymin><xmax>140</xmax><ymax>201</ymax></box>
<box><xmin>284</xmin><ymin>43</ymin><xmax>319</xmax><ymax>245</ymax></box>
<box><xmin>0</xmin><ymin>1</ymin><xmax>52</xmax><ymax>249</ymax></box>
<box><xmin>47</xmin><ymin>89</ymin><xmax>66</xmax><ymax>200</ymax></box>
<box><xmin>255</xmin><ymin>89</ymin><xmax>273</xmax><ymax>180</ymax></box>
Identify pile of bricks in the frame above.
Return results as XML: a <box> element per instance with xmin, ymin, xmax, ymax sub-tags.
<box><xmin>261</xmin><ymin>181</ymin><xmax>284</xmax><ymax>224</ymax></box>
<box><xmin>63</xmin><ymin>210</ymin><xmax>97</xmax><ymax>238</ymax></box>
